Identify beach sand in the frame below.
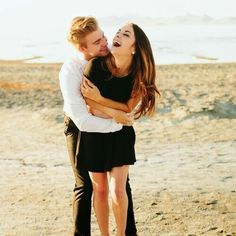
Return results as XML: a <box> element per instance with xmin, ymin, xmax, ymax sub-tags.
<box><xmin>0</xmin><ymin>61</ymin><xmax>236</xmax><ymax>236</ymax></box>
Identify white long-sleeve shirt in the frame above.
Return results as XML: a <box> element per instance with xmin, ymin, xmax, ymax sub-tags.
<box><xmin>59</xmin><ymin>53</ymin><xmax>122</xmax><ymax>133</ymax></box>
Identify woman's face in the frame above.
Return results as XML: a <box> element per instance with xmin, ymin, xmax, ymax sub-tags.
<box><xmin>111</xmin><ymin>23</ymin><xmax>136</xmax><ymax>56</ymax></box>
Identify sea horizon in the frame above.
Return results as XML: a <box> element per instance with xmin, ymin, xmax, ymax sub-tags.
<box><xmin>1</xmin><ymin>15</ymin><xmax>236</xmax><ymax>65</ymax></box>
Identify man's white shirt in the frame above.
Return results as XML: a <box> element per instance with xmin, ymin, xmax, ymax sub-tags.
<box><xmin>59</xmin><ymin>52</ymin><xmax>122</xmax><ymax>133</ymax></box>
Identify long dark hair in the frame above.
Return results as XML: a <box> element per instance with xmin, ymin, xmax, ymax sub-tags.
<box><xmin>106</xmin><ymin>23</ymin><xmax>160</xmax><ymax>118</ymax></box>
<box><xmin>130</xmin><ymin>23</ymin><xmax>160</xmax><ymax>118</ymax></box>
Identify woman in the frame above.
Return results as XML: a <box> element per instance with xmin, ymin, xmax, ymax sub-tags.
<box><xmin>80</xmin><ymin>23</ymin><xmax>160</xmax><ymax>236</ymax></box>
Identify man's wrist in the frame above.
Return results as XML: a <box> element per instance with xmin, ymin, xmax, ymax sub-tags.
<box><xmin>105</xmin><ymin>107</ymin><xmax>116</xmax><ymax>119</ymax></box>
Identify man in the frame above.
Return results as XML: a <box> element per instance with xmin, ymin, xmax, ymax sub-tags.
<box><xmin>59</xmin><ymin>16</ymin><xmax>137</xmax><ymax>236</ymax></box>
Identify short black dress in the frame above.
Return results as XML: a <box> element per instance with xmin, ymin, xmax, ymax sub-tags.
<box><xmin>78</xmin><ymin>57</ymin><xmax>136</xmax><ymax>172</ymax></box>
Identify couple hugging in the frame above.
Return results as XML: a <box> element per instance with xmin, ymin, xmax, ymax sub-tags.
<box><xmin>59</xmin><ymin>16</ymin><xmax>159</xmax><ymax>236</ymax></box>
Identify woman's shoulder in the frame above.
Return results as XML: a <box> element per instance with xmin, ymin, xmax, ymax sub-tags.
<box><xmin>84</xmin><ymin>57</ymin><xmax>106</xmax><ymax>78</ymax></box>
<box><xmin>88</xmin><ymin>56</ymin><xmax>104</xmax><ymax>66</ymax></box>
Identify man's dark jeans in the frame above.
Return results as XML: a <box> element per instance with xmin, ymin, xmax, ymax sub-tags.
<box><xmin>64</xmin><ymin>116</ymin><xmax>137</xmax><ymax>236</ymax></box>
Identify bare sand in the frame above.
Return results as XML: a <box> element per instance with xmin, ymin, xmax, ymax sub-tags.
<box><xmin>0</xmin><ymin>61</ymin><xmax>236</xmax><ymax>236</ymax></box>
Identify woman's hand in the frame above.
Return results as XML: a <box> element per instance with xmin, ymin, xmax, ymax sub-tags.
<box><xmin>81</xmin><ymin>77</ymin><xmax>101</xmax><ymax>101</ymax></box>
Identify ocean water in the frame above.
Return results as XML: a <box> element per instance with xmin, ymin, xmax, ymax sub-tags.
<box><xmin>1</xmin><ymin>24</ymin><xmax>236</xmax><ymax>64</ymax></box>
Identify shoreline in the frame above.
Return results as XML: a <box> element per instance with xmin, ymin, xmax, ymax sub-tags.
<box><xmin>1</xmin><ymin>58</ymin><xmax>236</xmax><ymax>67</ymax></box>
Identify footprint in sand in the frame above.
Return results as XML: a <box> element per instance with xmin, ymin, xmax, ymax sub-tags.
<box><xmin>205</xmin><ymin>200</ymin><xmax>218</xmax><ymax>205</ymax></box>
<box><xmin>221</xmin><ymin>176</ymin><xmax>233</xmax><ymax>182</ymax></box>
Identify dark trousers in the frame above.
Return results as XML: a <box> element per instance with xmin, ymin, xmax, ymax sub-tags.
<box><xmin>64</xmin><ymin>116</ymin><xmax>137</xmax><ymax>236</ymax></box>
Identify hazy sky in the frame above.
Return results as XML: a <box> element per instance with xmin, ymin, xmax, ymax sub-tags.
<box><xmin>0</xmin><ymin>0</ymin><xmax>235</xmax><ymax>40</ymax></box>
<box><xmin>1</xmin><ymin>0</ymin><xmax>235</xmax><ymax>19</ymax></box>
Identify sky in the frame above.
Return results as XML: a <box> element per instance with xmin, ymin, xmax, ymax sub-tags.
<box><xmin>1</xmin><ymin>0</ymin><xmax>236</xmax><ymax>19</ymax></box>
<box><xmin>1</xmin><ymin>0</ymin><xmax>236</xmax><ymax>27</ymax></box>
<box><xmin>1</xmin><ymin>0</ymin><xmax>235</xmax><ymax>40</ymax></box>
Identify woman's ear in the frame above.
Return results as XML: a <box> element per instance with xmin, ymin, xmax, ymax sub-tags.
<box><xmin>131</xmin><ymin>45</ymin><xmax>136</xmax><ymax>55</ymax></box>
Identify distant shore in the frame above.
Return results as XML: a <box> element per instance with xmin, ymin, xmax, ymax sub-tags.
<box><xmin>1</xmin><ymin>57</ymin><xmax>236</xmax><ymax>65</ymax></box>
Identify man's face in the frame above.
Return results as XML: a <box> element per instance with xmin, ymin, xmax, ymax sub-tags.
<box><xmin>81</xmin><ymin>28</ymin><xmax>109</xmax><ymax>59</ymax></box>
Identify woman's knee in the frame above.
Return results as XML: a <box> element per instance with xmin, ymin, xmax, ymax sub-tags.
<box><xmin>110</xmin><ymin>184</ymin><xmax>127</xmax><ymax>200</ymax></box>
<box><xmin>93</xmin><ymin>185</ymin><xmax>109</xmax><ymax>199</ymax></box>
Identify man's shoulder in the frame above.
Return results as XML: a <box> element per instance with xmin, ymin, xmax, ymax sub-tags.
<box><xmin>59</xmin><ymin>53</ymin><xmax>87</xmax><ymax>77</ymax></box>
<box><xmin>64</xmin><ymin>54</ymin><xmax>87</xmax><ymax>68</ymax></box>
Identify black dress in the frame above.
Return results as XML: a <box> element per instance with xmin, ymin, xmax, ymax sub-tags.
<box><xmin>78</xmin><ymin>57</ymin><xmax>136</xmax><ymax>172</ymax></box>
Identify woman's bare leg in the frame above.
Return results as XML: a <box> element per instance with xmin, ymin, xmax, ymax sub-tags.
<box><xmin>89</xmin><ymin>172</ymin><xmax>109</xmax><ymax>236</ymax></box>
<box><xmin>108</xmin><ymin>165</ymin><xmax>129</xmax><ymax>236</ymax></box>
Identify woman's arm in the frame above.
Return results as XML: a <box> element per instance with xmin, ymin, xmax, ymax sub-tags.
<box><xmin>81</xmin><ymin>77</ymin><xmax>141</xmax><ymax>113</ymax></box>
<box><xmin>85</xmin><ymin>98</ymin><xmax>134</xmax><ymax>125</ymax></box>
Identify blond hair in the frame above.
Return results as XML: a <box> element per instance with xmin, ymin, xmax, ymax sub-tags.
<box><xmin>68</xmin><ymin>16</ymin><xmax>98</xmax><ymax>46</ymax></box>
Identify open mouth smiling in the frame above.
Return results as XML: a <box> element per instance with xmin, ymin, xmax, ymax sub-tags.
<box><xmin>113</xmin><ymin>40</ymin><xmax>121</xmax><ymax>47</ymax></box>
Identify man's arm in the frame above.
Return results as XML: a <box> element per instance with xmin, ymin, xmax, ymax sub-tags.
<box><xmin>59</xmin><ymin>56</ymin><xmax>123</xmax><ymax>133</ymax></box>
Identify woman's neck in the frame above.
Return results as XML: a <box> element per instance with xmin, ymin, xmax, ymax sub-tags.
<box><xmin>113</xmin><ymin>55</ymin><xmax>132</xmax><ymax>77</ymax></box>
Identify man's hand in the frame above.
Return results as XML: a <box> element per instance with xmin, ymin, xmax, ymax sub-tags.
<box><xmin>89</xmin><ymin>107</ymin><xmax>111</xmax><ymax>119</ymax></box>
<box><xmin>81</xmin><ymin>77</ymin><xmax>101</xmax><ymax>101</ymax></box>
<box><xmin>84</xmin><ymin>98</ymin><xmax>134</xmax><ymax>126</ymax></box>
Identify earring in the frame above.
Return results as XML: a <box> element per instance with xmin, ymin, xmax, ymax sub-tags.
<box><xmin>132</xmin><ymin>51</ymin><xmax>135</xmax><ymax>55</ymax></box>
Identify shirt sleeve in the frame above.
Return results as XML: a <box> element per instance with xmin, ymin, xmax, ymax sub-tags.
<box><xmin>59</xmin><ymin>56</ymin><xmax>122</xmax><ymax>133</ymax></box>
